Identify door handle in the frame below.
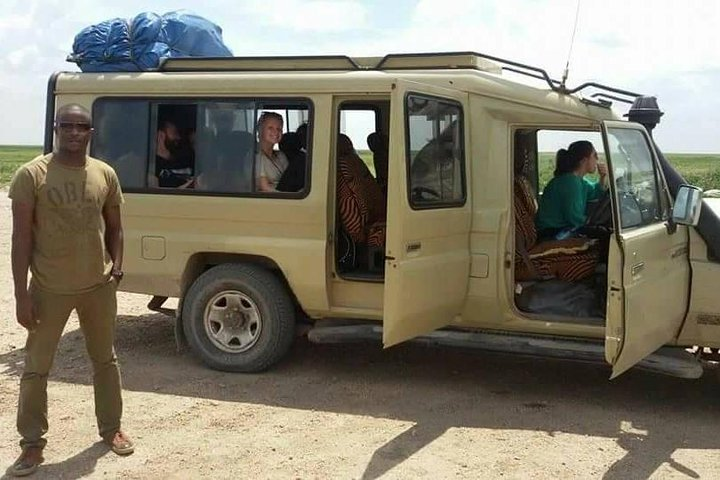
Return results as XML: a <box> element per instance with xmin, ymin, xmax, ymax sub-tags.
<box><xmin>406</xmin><ymin>242</ymin><xmax>422</xmax><ymax>253</ymax></box>
<box><xmin>631</xmin><ymin>262</ymin><xmax>645</xmax><ymax>276</ymax></box>
<box><xmin>671</xmin><ymin>246</ymin><xmax>688</xmax><ymax>259</ymax></box>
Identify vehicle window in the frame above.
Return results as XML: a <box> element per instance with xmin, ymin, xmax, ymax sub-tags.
<box><xmin>92</xmin><ymin>100</ymin><xmax>149</xmax><ymax>189</ymax></box>
<box><xmin>258</xmin><ymin>107</ymin><xmax>310</xmax><ymax>132</ymax></box>
<box><xmin>92</xmin><ymin>98</ymin><xmax>312</xmax><ymax>196</ymax></box>
<box><xmin>536</xmin><ymin>130</ymin><xmax>604</xmax><ymax>194</ymax></box>
<box><xmin>606</xmin><ymin>128</ymin><xmax>666</xmax><ymax>229</ymax></box>
<box><xmin>193</xmin><ymin>102</ymin><xmax>256</xmax><ymax>193</ymax></box>
<box><xmin>152</xmin><ymin>103</ymin><xmax>198</xmax><ymax>189</ymax></box>
<box><xmin>339</xmin><ymin>108</ymin><xmax>379</xmax><ymax>176</ymax></box>
<box><xmin>406</xmin><ymin>94</ymin><xmax>465</xmax><ymax>208</ymax></box>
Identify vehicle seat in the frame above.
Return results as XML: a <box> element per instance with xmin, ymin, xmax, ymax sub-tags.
<box><xmin>514</xmin><ymin>176</ymin><xmax>599</xmax><ymax>282</ymax></box>
<box><xmin>277</xmin><ymin>132</ymin><xmax>306</xmax><ymax>192</ymax></box>
<box><xmin>336</xmin><ymin>134</ymin><xmax>386</xmax><ymax>270</ymax></box>
<box><xmin>367</xmin><ymin>131</ymin><xmax>389</xmax><ymax>194</ymax></box>
<box><xmin>197</xmin><ymin>130</ymin><xmax>254</xmax><ymax>192</ymax></box>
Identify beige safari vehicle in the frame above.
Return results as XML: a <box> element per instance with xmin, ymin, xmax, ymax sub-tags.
<box><xmin>47</xmin><ymin>52</ymin><xmax>719</xmax><ymax>379</ymax></box>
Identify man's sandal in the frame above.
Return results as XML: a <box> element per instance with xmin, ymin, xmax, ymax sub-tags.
<box><xmin>7</xmin><ymin>446</ymin><xmax>44</xmax><ymax>477</ymax></box>
<box><xmin>104</xmin><ymin>431</ymin><xmax>135</xmax><ymax>455</ymax></box>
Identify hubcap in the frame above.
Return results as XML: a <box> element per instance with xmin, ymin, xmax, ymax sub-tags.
<box><xmin>203</xmin><ymin>290</ymin><xmax>262</xmax><ymax>353</ymax></box>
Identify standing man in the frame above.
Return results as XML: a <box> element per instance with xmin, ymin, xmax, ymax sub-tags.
<box><xmin>8</xmin><ymin>104</ymin><xmax>133</xmax><ymax>477</ymax></box>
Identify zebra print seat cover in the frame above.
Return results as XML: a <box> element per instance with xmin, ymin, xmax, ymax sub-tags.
<box><xmin>337</xmin><ymin>152</ymin><xmax>387</xmax><ymax>248</ymax></box>
<box><xmin>514</xmin><ymin>177</ymin><xmax>599</xmax><ymax>282</ymax></box>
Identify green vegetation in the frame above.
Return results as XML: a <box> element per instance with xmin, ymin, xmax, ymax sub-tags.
<box><xmin>357</xmin><ymin>150</ymin><xmax>375</xmax><ymax>175</ymax></box>
<box><xmin>665</xmin><ymin>154</ymin><xmax>720</xmax><ymax>191</ymax></box>
<box><xmin>1</xmin><ymin>146</ymin><xmax>718</xmax><ymax>191</ymax></box>
<box><xmin>538</xmin><ymin>152</ymin><xmax>720</xmax><ymax>193</ymax></box>
<box><xmin>0</xmin><ymin>146</ymin><xmax>42</xmax><ymax>186</ymax></box>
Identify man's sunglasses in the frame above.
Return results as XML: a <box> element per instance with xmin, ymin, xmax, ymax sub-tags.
<box><xmin>56</xmin><ymin>122</ymin><xmax>92</xmax><ymax>132</ymax></box>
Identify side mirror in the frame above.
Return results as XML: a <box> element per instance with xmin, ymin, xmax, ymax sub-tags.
<box><xmin>672</xmin><ymin>185</ymin><xmax>703</xmax><ymax>226</ymax></box>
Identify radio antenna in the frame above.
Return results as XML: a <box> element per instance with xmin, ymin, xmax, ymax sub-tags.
<box><xmin>560</xmin><ymin>0</ymin><xmax>582</xmax><ymax>91</ymax></box>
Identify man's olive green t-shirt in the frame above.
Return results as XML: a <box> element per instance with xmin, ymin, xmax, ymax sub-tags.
<box><xmin>8</xmin><ymin>154</ymin><xmax>124</xmax><ymax>294</ymax></box>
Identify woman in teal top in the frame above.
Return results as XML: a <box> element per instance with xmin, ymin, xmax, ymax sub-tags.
<box><xmin>535</xmin><ymin>140</ymin><xmax>608</xmax><ymax>241</ymax></box>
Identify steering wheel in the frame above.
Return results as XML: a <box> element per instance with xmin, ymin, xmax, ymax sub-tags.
<box><xmin>411</xmin><ymin>186</ymin><xmax>441</xmax><ymax>202</ymax></box>
<box><xmin>618</xmin><ymin>191</ymin><xmax>643</xmax><ymax>228</ymax></box>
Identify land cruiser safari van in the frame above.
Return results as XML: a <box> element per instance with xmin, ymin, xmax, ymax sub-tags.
<box><xmin>46</xmin><ymin>52</ymin><xmax>720</xmax><ymax>379</ymax></box>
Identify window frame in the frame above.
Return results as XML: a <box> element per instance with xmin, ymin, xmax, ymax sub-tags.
<box><xmin>404</xmin><ymin>92</ymin><xmax>467</xmax><ymax>210</ymax></box>
<box><xmin>91</xmin><ymin>96</ymin><xmax>314</xmax><ymax>199</ymax></box>
<box><xmin>336</xmin><ymin>101</ymin><xmax>384</xmax><ymax>177</ymax></box>
<box><xmin>604</xmin><ymin>126</ymin><xmax>670</xmax><ymax>231</ymax></box>
<box><xmin>531</xmin><ymin>126</ymin><xmax>604</xmax><ymax>195</ymax></box>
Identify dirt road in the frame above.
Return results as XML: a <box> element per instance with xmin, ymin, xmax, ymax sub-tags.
<box><xmin>1</xmin><ymin>191</ymin><xmax>720</xmax><ymax>479</ymax></box>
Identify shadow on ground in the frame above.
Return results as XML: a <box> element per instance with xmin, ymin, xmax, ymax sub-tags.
<box><xmin>2</xmin><ymin>313</ymin><xmax>719</xmax><ymax>479</ymax></box>
<box><xmin>1</xmin><ymin>442</ymin><xmax>110</xmax><ymax>480</ymax></box>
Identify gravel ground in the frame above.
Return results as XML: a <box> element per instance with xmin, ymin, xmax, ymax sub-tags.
<box><xmin>1</xmin><ymin>190</ymin><xmax>720</xmax><ymax>479</ymax></box>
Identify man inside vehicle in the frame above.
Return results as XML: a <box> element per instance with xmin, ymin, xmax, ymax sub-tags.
<box><xmin>152</xmin><ymin>120</ymin><xmax>195</xmax><ymax>188</ymax></box>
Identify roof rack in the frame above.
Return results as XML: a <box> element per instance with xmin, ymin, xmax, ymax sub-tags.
<box><xmin>158</xmin><ymin>52</ymin><xmax>502</xmax><ymax>73</ymax></box>
<box><xmin>160</xmin><ymin>55</ymin><xmax>363</xmax><ymax>72</ymax></box>
<box><xmin>158</xmin><ymin>51</ymin><xmax>642</xmax><ymax>104</ymax></box>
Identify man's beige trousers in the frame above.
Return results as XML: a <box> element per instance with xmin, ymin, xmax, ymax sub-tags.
<box><xmin>17</xmin><ymin>279</ymin><xmax>122</xmax><ymax>448</ymax></box>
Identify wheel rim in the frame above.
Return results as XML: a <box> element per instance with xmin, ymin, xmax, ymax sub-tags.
<box><xmin>203</xmin><ymin>290</ymin><xmax>262</xmax><ymax>353</ymax></box>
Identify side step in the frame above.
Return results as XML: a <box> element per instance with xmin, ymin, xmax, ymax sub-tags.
<box><xmin>307</xmin><ymin>324</ymin><xmax>703</xmax><ymax>379</ymax></box>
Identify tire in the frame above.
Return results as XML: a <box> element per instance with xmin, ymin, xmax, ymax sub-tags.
<box><xmin>182</xmin><ymin>263</ymin><xmax>296</xmax><ymax>372</ymax></box>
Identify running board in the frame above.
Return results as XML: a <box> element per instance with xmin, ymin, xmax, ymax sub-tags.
<box><xmin>307</xmin><ymin>325</ymin><xmax>703</xmax><ymax>379</ymax></box>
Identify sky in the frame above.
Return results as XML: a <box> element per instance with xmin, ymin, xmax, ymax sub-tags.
<box><xmin>1</xmin><ymin>0</ymin><xmax>720</xmax><ymax>153</ymax></box>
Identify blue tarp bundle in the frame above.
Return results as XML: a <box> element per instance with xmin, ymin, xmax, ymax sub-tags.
<box><xmin>68</xmin><ymin>11</ymin><xmax>233</xmax><ymax>72</ymax></box>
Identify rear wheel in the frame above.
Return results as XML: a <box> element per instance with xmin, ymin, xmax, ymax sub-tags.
<box><xmin>182</xmin><ymin>263</ymin><xmax>296</xmax><ymax>372</ymax></box>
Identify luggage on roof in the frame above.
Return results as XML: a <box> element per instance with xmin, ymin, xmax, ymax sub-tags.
<box><xmin>68</xmin><ymin>10</ymin><xmax>233</xmax><ymax>72</ymax></box>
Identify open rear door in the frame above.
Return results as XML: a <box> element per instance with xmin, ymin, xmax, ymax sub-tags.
<box><xmin>602</xmin><ymin>121</ymin><xmax>691</xmax><ymax>378</ymax></box>
<box><xmin>383</xmin><ymin>80</ymin><xmax>471</xmax><ymax>347</ymax></box>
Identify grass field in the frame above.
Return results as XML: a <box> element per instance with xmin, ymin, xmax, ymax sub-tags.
<box><xmin>538</xmin><ymin>152</ymin><xmax>720</xmax><ymax>192</ymax></box>
<box><xmin>0</xmin><ymin>146</ymin><xmax>41</xmax><ymax>187</ymax></box>
<box><xmin>1</xmin><ymin>146</ymin><xmax>718</xmax><ymax>191</ymax></box>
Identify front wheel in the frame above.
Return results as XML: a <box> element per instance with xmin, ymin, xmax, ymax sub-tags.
<box><xmin>182</xmin><ymin>263</ymin><xmax>296</xmax><ymax>372</ymax></box>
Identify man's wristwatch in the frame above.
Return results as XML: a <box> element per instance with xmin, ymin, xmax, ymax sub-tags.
<box><xmin>111</xmin><ymin>268</ymin><xmax>124</xmax><ymax>281</ymax></box>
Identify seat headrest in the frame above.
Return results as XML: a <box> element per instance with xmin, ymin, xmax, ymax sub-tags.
<box><xmin>280</xmin><ymin>131</ymin><xmax>302</xmax><ymax>153</ymax></box>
